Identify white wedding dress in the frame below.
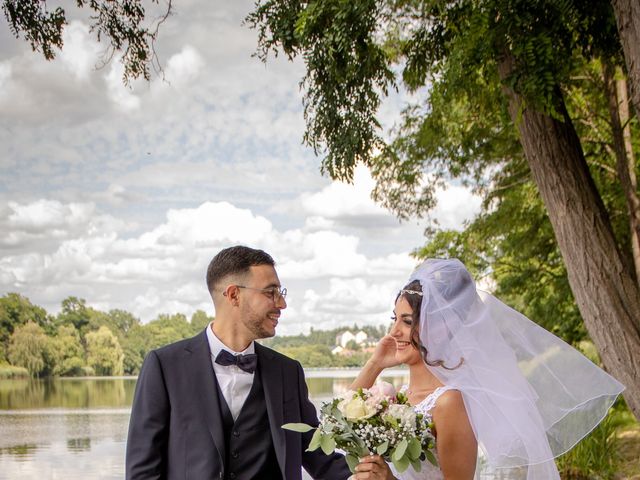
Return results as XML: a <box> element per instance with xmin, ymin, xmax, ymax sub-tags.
<box><xmin>388</xmin><ymin>385</ymin><xmax>453</xmax><ymax>480</ymax></box>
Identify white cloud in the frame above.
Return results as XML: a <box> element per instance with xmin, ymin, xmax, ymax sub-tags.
<box><xmin>300</xmin><ymin>164</ymin><xmax>388</xmax><ymax>219</ymax></box>
<box><xmin>432</xmin><ymin>184</ymin><xmax>483</xmax><ymax>229</ymax></box>
<box><xmin>59</xmin><ymin>22</ymin><xmax>102</xmax><ymax>81</ymax></box>
<box><xmin>0</xmin><ymin>199</ymin><xmax>419</xmax><ymax>335</ymax></box>
<box><xmin>162</xmin><ymin>45</ymin><xmax>204</xmax><ymax>87</ymax></box>
<box><xmin>105</xmin><ymin>59</ymin><xmax>141</xmax><ymax>111</ymax></box>
<box><xmin>0</xmin><ymin>60</ymin><xmax>11</xmax><ymax>95</ymax></box>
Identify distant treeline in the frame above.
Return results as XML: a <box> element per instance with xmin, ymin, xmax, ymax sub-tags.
<box><xmin>0</xmin><ymin>293</ymin><xmax>385</xmax><ymax>378</ymax></box>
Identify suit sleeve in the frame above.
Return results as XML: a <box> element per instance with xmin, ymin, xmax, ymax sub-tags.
<box><xmin>297</xmin><ymin>363</ymin><xmax>352</xmax><ymax>480</ymax></box>
<box><xmin>126</xmin><ymin>351</ymin><xmax>170</xmax><ymax>480</ymax></box>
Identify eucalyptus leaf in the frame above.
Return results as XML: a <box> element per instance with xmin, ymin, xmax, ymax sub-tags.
<box><xmin>392</xmin><ymin>454</ymin><xmax>410</xmax><ymax>473</ymax></box>
<box><xmin>320</xmin><ymin>434</ymin><xmax>337</xmax><ymax>455</ymax></box>
<box><xmin>281</xmin><ymin>422</ymin><xmax>314</xmax><ymax>433</ymax></box>
<box><xmin>392</xmin><ymin>438</ymin><xmax>408</xmax><ymax>461</ymax></box>
<box><xmin>345</xmin><ymin>453</ymin><xmax>359</xmax><ymax>473</ymax></box>
<box><xmin>425</xmin><ymin>449</ymin><xmax>439</xmax><ymax>467</ymax></box>
<box><xmin>410</xmin><ymin>457</ymin><xmax>422</xmax><ymax>472</ymax></box>
<box><xmin>376</xmin><ymin>440</ymin><xmax>389</xmax><ymax>455</ymax></box>
<box><xmin>407</xmin><ymin>437</ymin><xmax>422</xmax><ymax>459</ymax></box>
<box><xmin>307</xmin><ymin>428</ymin><xmax>322</xmax><ymax>452</ymax></box>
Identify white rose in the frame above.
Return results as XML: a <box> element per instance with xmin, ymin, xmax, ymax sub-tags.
<box><xmin>338</xmin><ymin>397</ymin><xmax>377</xmax><ymax>420</ymax></box>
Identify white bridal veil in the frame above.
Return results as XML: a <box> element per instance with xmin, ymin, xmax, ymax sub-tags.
<box><xmin>407</xmin><ymin>259</ymin><xmax>625</xmax><ymax>479</ymax></box>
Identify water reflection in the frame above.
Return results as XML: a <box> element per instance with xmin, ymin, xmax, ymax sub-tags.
<box><xmin>0</xmin><ymin>377</ymin><xmax>136</xmax><ymax>410</ymax></box>
<box><xmin>0</xmin><ymin>371</ymin><xmax>408</xmax><ymax>479</ymax></box>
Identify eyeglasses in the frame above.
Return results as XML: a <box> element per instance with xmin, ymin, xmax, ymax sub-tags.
<box><xmin>235</xmin><ymin>285</ymin><xmax>287</xmax><ymax>303</ymax></box>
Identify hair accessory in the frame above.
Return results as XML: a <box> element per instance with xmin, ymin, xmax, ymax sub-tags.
<box><xmin>400</xmin><ymin>289</ymin><xmax>423</xmax><ymax>296</ymax></box>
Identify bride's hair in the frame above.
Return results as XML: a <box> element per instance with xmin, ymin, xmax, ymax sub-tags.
<box><xmin>397</xmin><ymin>280</ymin><xmax>462</xmax><ymax>370</ymax></box>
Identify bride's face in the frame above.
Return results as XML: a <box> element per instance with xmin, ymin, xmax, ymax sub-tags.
<box><xmin>390</xmin><ymin>296</ymin><xmax>422</xmax><ymax>366</ymax></box>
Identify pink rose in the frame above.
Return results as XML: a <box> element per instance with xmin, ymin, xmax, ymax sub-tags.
<box><xmin>370</xmin><ymin>381</ymin><xmax>396</xmax><ymax>398</ymax></box>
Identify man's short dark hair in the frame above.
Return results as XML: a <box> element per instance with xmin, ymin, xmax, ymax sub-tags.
<box><xmin>206</xmin><ymin>245</ymin><xmax>275</xmax><ymax>295</ymax></box>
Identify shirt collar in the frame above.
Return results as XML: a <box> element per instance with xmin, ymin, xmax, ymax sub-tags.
<box><xmin>206</xmin><ymin>322</ymin><xmax>256</xmax><ymax>357</ymax></box>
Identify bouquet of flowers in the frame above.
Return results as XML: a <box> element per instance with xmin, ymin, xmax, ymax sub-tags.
<box><xmin>283</xmin><ymin>381</ymin><xmax>437</xmax><ymax>473</ymax></box>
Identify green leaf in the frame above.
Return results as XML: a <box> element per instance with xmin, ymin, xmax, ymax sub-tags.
<box><xmin>376</xmin><ymin>440</ymin><xmax>389</xmax><ymax>455</ymax></box>
<box><xmin>392</xmin><ymin>454</ymin><xmax>410</xmax><ymax>473</ymax></box>
<box><xmin>281</xmin><ymin>422</ymin><xmax>314</xmax><ymax>433</ymax></box>
<box><xmin>392</xmin><ymin>438</ymin><xmax>408</xmax><ymax>461</ymax></box>
<box><xmin>307</xmin><ymin>428</ymin><xmax>322</xmax><ymax>452</ymax></box>
<box><xmin>410</xmin><ymin>457</ymin><xmax>422</xmax><ymax>472</ymax></box>
<box><xmin>407</xmin><ymin>437</ymin><xmax>422</xmax><ymax>459</ymax></box>
<box><xmin>345</xmin><ymin>453</ymin><xmax>359</xmax><ymax>473</ymax></box>
<box><xmin>425</xmin><ymin>449</ymin><xmax>439</xmax><ymax>467</ymax></box>
<box><xmin>320</xmin><ymin>434</ymin><xmax>337</xmax><ymax>455</ymax></box>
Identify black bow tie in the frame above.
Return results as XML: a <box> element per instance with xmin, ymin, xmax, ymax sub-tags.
<box><xmin>215</xmin><ymin>349</ymin><xmax>258</xmax><ymax>374</ymax></box>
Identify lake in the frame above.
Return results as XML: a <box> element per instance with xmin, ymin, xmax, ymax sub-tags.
<box><xmin>0</xmin><ymin>369</ymin><xmax>408</xmax><ymax>479</ymax></box>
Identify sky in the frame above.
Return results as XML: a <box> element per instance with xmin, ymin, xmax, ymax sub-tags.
<box><xmin>0</xmin><ymin>1</ymin><xmax>481</xmax><ymax>335</ymax></box>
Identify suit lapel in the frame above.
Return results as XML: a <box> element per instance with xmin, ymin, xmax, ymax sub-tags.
<box><xmin>257</xmin><ymin>343</ymin><xmax>286</xmax><ymax>474</ymax></box>
<box><xmin>186</xmin><ymin>330</ymin><xmax>226</xmax><ymax>466</ymax></box>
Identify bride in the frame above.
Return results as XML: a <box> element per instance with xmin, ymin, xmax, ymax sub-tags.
<box><xmin>350</xmin><ymin>259</ymin><xmax>624</xmax><ymax>480</ymax></box>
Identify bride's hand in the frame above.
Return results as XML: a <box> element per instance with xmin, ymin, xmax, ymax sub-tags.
<box><xmin>369</xmin><ymin>335</ymin><xmax>400</xmax><ymax>370</ymax></box>
<box><xmin>353</xmin><ymin>454</ymin><xmax>396</xmax><ymax>479</ymax></box>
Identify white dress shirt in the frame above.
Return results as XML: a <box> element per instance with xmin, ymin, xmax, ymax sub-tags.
<box><xmin>206</xmin><ymin>323</ymin><xmax>255</xmax><ymax>421</ymax></box>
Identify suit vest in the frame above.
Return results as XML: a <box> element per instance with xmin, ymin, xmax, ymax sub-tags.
<box><xmin>214</xmin><ymin>367</ymin><xmax>283</xmax><ymax>480</ymax></box>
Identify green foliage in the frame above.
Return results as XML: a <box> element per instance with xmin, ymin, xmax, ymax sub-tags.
<box><xmin>190</xmin><ymin>310</ymin><xmax>213</xmax><ymax>334</ymax></box>
<box><xmin>0</xmin><ymin>292</ymin><xmax>53</xmax><ymax>360</ymax></box>
<box><xmin>1</xmin><ymin>0</ymin><xmax>171</xmax><ymax>83</ymax></box>
<box><xmin>51</xmin><ymin>325</ymin><xmax>85</xmax><ymax>376</ymax></box>
<box><xmin>0</xmin><ymin>363</ymin><xmax>29</xmax><ymax>379</ymax></box>
<box><xmin>265</xmin><ymin>323</ymin><xmax>386</xmax><ymax>349</ymax></box>
<box><xmin>57</xmin><ymin>297</ymin><xmax>91</xmax><ymax>333</ymax></box>
<box><xmin>85</xmin><ymin>326</ymin><xmax>124</xmax><ymax>376</ymax></box>
<box><xmin>7</xmin><ymin>322</ymin><xmax>53</xmax><ymax>377</ymax></box>
<box><xmin>248</xmin><ymin>0</ymin><xmax>395</xmax><ymax>181</ymax></box>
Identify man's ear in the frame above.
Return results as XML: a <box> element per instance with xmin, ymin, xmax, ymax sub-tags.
<box><xmin>222</xmin><ymin>284</ymin><xmax>240</xmax><ymax>306</ymax></box>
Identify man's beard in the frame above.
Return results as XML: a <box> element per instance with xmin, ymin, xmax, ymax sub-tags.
<box><xmin>242</xmin><ymin>310</ymin><xmax>277</xmax><ymax>339</ymax></box>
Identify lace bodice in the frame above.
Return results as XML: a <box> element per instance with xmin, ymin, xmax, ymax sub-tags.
<box><xmin>389</xmin><ymin>385</ymin><xmax>455</xmax><ymax>480</ymax></box>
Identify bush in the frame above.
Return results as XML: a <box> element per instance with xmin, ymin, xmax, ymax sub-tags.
<box><xmin>0</xmin><ymin>363</ymin><xmax>29</xmax><ymax>379</ymax></box>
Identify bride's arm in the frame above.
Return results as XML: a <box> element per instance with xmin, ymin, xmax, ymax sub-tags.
<box><xmin>432</xmin><ymin>390</ymin><xmax>477</xmax><ymax>480</ymax></box>
<box><xmin>349</xmin><ymin>335</ymin><xmax>399</xmax><ymax>390</ymax></box>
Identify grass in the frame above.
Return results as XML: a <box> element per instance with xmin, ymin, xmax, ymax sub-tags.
<box><xmin>556</xmin><ymin>402</ymin><xmax>640</xmax><ymax>480</ymax></box>
<box><xmin>616</xmin><ymin>416</ymin><xmax>640</xmax><ymax>479</ymax></box>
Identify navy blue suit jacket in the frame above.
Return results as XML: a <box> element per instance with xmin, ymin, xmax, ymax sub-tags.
<box><xmin>125</xmin><ymin>330</ymin><xmax>351</xmax><ymax>479</ymax></box>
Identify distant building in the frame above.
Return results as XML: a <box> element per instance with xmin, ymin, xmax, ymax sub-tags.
<box><xmin>331</xmin><ymin>345</ymin><xmax>344</xmax><ymax>355</ymax></box>
<box><xmin>333</xmin><ymin>330</ymin><xmax>371</xmax><ymax>355</ymax></box>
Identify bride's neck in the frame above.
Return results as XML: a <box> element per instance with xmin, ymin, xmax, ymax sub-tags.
<box><xmin>408</xmin><ymin>361</ymin><xmax>442</xmax><ymax>392</ymax></box>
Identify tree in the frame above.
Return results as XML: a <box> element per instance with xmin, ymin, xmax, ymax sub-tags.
<box><xmin>611</xmin><ymin>0</ymin><xmax>640</xmax><ymax>118</ymax></box>
<box><xmin>7</xmin><ymin>321</ymin><xmax>52</xmax><ymax>376</ymax></box>
<box><xmin>52</xmin><ymin>325</ymin><xmax>86</xmax><ymax>376</ymax></box>
<box><xmin>1</xmin><ymin>0</ymin><xmax>172</xmax><ymax>83</ymax></box>
<box><xmin>85</xmin><ymin>326</ymin><xmax>124</xmax><ymax>376</ymax></box>
<box><xmin>57</xmin><ymin>297</ymin><xmax>91</xmax><ymax>333</ymax></box>
<box><xmin>0</xmin><ymin>293</ymin><xmax>52</xmax><ymax>360</ymax></box>
<box><xmin>247</xmin><ymin>0</ymin><xmax>640</xmax><ymax>417</ymax></box>
<box><xmin>190</xmin><ymin>310</ymin><xmax>213</xmax><ymax>335</ymax></box>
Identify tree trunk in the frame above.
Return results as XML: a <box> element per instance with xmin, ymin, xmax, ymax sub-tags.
<box><xmin>602</xmin><ymin>61</ymin><xmax>640</xmax><ymax>284</ymax></box>
<box><xmin>612</xmin><ymin>0</ymin><xmax>640</xmax><ymax>118</ymax></box>
<box><xmin>498</xmin><ymin>53</ymin><xmax>640</xmax><ymax>419</ymax></box>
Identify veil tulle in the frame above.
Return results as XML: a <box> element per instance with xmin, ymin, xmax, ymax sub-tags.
<box><xmin>407</xmin><ymin>259</ymin><xmax>625</xmax><ymax>479</ymax></box>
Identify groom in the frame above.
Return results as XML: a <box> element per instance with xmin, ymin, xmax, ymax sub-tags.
<box><xmin>125</xmin><ymin>245</ymin><xmax>351</xmax><ymax>480</ymax></box>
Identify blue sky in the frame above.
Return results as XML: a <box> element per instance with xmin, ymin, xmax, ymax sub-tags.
<box><xmin>0</xmin><ymin>1</ymin><xmax>481</xmax><ymax>334</ymax></box>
